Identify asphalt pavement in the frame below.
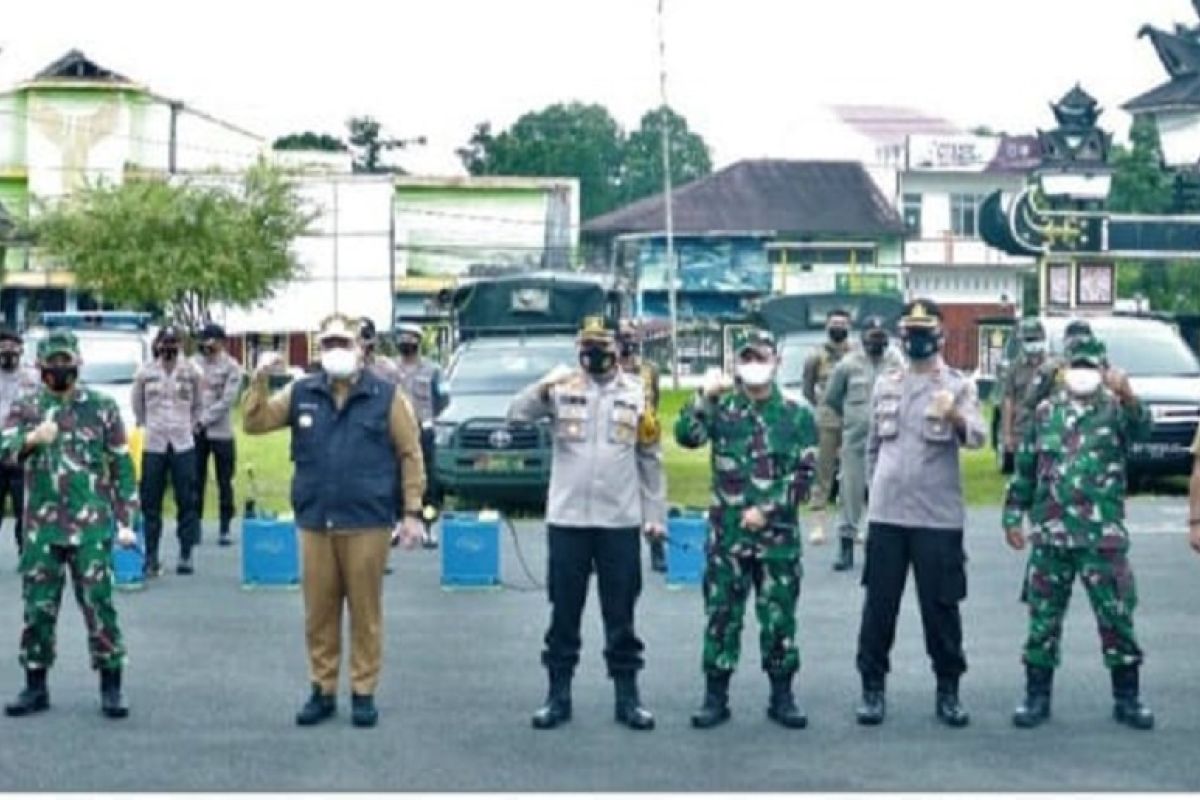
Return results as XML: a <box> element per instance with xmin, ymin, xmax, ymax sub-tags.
<box><xmin>0</xmin><ymin>498</ymin><xmax>1197</xmax><ymax>792</ymax></box>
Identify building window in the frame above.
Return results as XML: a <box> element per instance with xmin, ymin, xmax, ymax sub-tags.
<box><xmin>902</xmin><ymin>193</ymin><xmax>922</xmax><ymax>235</ymax></box>
<box><xmin>950</xmin><ymin>193</ymin><xmax>983</xmax><ymax>238</ymax></box>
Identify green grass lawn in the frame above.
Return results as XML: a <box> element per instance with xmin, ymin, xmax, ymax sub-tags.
<box><xmin>175</xmin><ymin>392</ymin><xmax>1013</xmax><ymax>522</ymax></box>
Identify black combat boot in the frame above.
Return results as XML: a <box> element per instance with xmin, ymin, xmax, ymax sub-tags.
<box><xmin>218</xmin><ymin>527</ymin><xmax>233</xmax><ymax>547</ymax></box>
<box><xmin>295</xmin><ymin>684</ymin><xmax>336</xmax><ymax>726</ymax></box>
<box><xmin>351</xmin><ymin>693</ymin><xmax>379</xmax><ymax>728</ymax></box>
<box><xmin>1012</xmin><ymin>665</ymin><xmax>1053</xmax><ymax>728</ymax></box>
<box><xmin>5</xmin><ymin>669</ymin><xmax>49</xmax><ymax>717</ymax></box>
<box><xmin>856</xmin><ymin>676</ymin><xmax>885</xmax><ymax>725</ymax></box>
<box><xmin>100</xmin><ymin>668</ymin><xmax>128</xmax><ymax>719</ymax></box>
<box><xmin>690</xmin><ymin>672</ymin><xmax>732</xmax><ymax>729</ymax></box>
<box><xmin>1111</xmin><ymin>665</ymin><xmax>1155</xmax><ymax>730</ymax></box>
<box><xmin>650</xmin><ymin>541</ymin><xmax>667</xmax><ymax>573</ymax></box>
<box><xmin>531</xmin><ymin>670</ymin><xmax>572</xmax><ymax>730</ymax></box>
<box><xmin>832</xmin><ymin>538</ymin><xmax>854</xmax><ymax>572</ymax></box>
<box><xmin>766</xmin><ymin>672</ymin><xmax>808</xmax><ymax>729</ymax></box>
<box><xmin>613</xmin><ymin>673</ymin><xmax>655</xmax><ymax>731</ymax></box>
<box><xmin>935</xmin><ymin>676</ymin><xmax>970</xmax><ymax>728</ymax></box>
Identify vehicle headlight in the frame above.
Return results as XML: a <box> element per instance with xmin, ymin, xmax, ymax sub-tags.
<box><xmin>434</xmin><ymin>423</ymin><xmax>456</xmax><ymax>447</ymax></box>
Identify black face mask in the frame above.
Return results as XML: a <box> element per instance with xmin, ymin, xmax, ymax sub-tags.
<box><xmin>903</xmin><ymin>329</ymin><xmax>940</xmax><ymax>361</ymax></box>
<box><xmin>398</xmin><ymin>343</ymin><xmax>419</xmax><ymax>357</ymax></box>
<box><xmin>829</xmin><ymin>328</ymin><xmax>849</xmax><ymax>344</ymax></box>
<box><xmin>864</xmin><ymin>339</ymin><xmax>887</xmax><ymax>357</ymax></box>
<box><xmin>579</xmin><ymin>344</ymin><xmax>616</xmax><ymax>376</ymax></box>
<box><xmin>42</xmin><ymin>365</ymin><xmax>77</xmax><ymax>393</ymax></box>
<box><xmin>160</xmin><ymin>347</ymin><xmax>179</xmax><ymax>362</ymax></box>
<box><xmin>0</xmin><ymin>352</ymin><xmax>18</xmax><ymax>372</ymax></box>
<box><xmin>199</xmin><ymin>342</ymin><xmax>216</xmax><ymax>356</ymax></box>
<box><xmin>619</xmin><ymin>343</ymin><xmax>635</xmax><ymax>359</ymax></box>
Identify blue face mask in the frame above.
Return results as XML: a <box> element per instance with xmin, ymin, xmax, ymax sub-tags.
<box><xmin>903</xmin><ymin>329</ymin><xmax>940</xmax><ymax>361</ymax></box>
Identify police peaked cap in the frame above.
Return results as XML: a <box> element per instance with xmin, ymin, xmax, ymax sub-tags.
<box><xmin>861</xmin><ymin>316</ymin><xmax>888</xmax><ymax>337</ymax></box>
<box><xmin>200</xmin><ymin>322</ymin><xmax>226</xmax><ymax>341</ymax></box>
<box><xmin>156</xmin><ymin>325</ymin><xmax>182</xmax><ymax>344</ymax></box>
<box><xmin>900</xmin><ymin>298</ymin><xmax>941</xmax><ymax>328</ymax></box>
<box><xmin>395</xmin><ymin>322</ymin><xmax>423</xmax><ymax>340</ymax></box>
<box><xmin>578</xmin><ymin>316</ymin><xmax>615</xmax><ymax>342</ymax></box>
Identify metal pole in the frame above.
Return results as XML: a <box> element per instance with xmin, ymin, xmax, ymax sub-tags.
<box><xmin>657</xmin><ymin>0</ymin><xmax>679</xmax><ymax>389</ymax></box>
<box><xmin>332</xmin><ymin>178</ymin><xmax>340</xmax><ymax>313</ymax></box>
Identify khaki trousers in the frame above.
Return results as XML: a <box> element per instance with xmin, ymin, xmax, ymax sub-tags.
<box><xmin>301</xmin><ymin>528</ymin><xmax>391</xmax><ymax>695</ymax></box>
<box><xmin>809</xmin><ymin>425</ymin><xmax>843</xmax><ymax>510</ymax></box>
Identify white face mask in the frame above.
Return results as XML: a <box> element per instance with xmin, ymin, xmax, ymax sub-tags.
<box><xmin>1024</xmin><ymin>341</ymin><xmax>1046</xmax><ymax>356</ymax></box>
<box><xmin>736</xmin><ymin>361</ymin><xmax>776</xmax><ymax>387</ymax></box>
<box><xmin>1064</xmin><ymin>367</ymin><xmax>1102</xmax><ymax>396</ymax></box>
<box><xmin>320</xmin><ymin>347</ymin><xmax>359</xmax><ymax>379</ymax></box>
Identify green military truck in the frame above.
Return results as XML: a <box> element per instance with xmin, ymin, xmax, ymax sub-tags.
<box><xmin>432</xmin><ymin>272</ymin><xmax>623</xmax><ymax>506</ymax></box>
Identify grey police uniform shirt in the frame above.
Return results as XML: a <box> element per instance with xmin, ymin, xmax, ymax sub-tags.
<box><xmin>508</xmin><ymin>369</ymin><xmax>666</xmax><ymax>530</ymax></box>
<box><xmin>866</xmin><ymin>357</ymin><xmax>985</xmax><ymax>531</ymax></box>
<box><xmin>192</xmin><ymin>352</ymin><xmax>244</xmax><ymax>441</ymax></box>
<box><xmin>395</xmin><ymin>358</ymin><xmax>442</xmax><ymax>426</ymax></box>
<box><xmin>365</xmin><ymin>353</ymin><xmax>402</xmax><ymax>386</ymax></box>
<box><xmin>823</xmin><ymin>347</ymin><xmax>905</xmax><ymax>445</ymax></box>
<box><xmin>132</xmin><ymin>359</ymin><xmax>203</xmax><ymax>454</ymax></box>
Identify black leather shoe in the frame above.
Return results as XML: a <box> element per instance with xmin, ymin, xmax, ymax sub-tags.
<box><xmin>691</xmin><ymin>673</ymin><xmax>732</xmax><ymax>729</ymax></box>
<box><xmin>766</xmin><ymin>673</ymin><xmax>808</xmax><ymax>729</ymax></box>
<box><xmin>856</xmin><ymin>684</ymin><xmax>885</xmax><ymax>726</ymax></box>
<box><xmin>351</xmin><ymin>693</ymin><xmax>379</xmax><ymax>728</ymax></box>
<box><xmin>5</xmin><ymin>669</ymin><xmax>49</xmax><ymax>717</ymax></box>
<box><xmin>176</xmin><ymin>558</ymin><xmax>194</xmax><ymax>575</ymax></box>
<box><xmin>218</xmin><ymin>532</ymin><xmax>233</xmax><ymax>547</ymax></box>
<box><xmin>295</xmin><ymin>685</ymin><xmax>336</xmax><ymax>726</ymax></box>
<box><xmin>935</xmin><ymin>680</ymin><xmax>970</xmax><ymax>728</ymax></box>
<box><xmin>832</xmin><ymin>538</ymin><xmax>854</xmax><ymax>572</ymax></box>
<box><xmin>1013</xmin><ymin>666</ymin><xmax>1053</xmax><ymax>729</ymax></box>
<box><xmin>614</xmin><ymin>674</ymin><xmax>655</xmax><ymax>731</ymax></box>
<box><xmin>532</xmin><ymin>672</ymin><xmax>572</xmax><ymax>730</ymax></box>
<box><xmin>100</xmin><ymin>669</ymin><xmax>128</xmax><ymax>719</ymax></box>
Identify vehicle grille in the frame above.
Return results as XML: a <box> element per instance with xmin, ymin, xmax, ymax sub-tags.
<box><xmin>458</xmin><ymin>421</ymin><xmax>540</xmax><ymax>450</ymax></box>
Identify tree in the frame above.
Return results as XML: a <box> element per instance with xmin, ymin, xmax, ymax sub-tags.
<box><xmin>273</xmin><ymin>131</ymin><xmax>348</xmax><ymax>152</ymax></box>
<box><xmin>347</xmin><ymin>116</ymin><xmax>424</xmax><ymax>174</ymax></box>
<box><xmin>621</xmin><ymin>106</ymin><xmax>712</xmax><ymax>204</ymax></box>
<box><xmin>457</xmin><ymin>102</ymin><xmax>626</xmax><ymax>219</ymax></box>
<box><xmin>29</xmin><ymin>161</ymin><xmax>315</xmax><ymax>331</ymax></box>
<box><xmin>1108</xmin><ymin>116</ymin><xmax>1172</xmax><ymax>215</ymax></box>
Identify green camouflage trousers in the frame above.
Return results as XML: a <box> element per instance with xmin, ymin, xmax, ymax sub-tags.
<box><xmin>1021</xmin><ymin>544</ymin><xmax>1142</xmax><ymax>670</ymax></box>
<box><xmin>702</xmin><ymin>550</ymin><xmax>801</xmax><ymax>676</ymax></box>
<box><xmin>19</xmin><ymin>530</ymin><xmax>125</xmax><ymax>671</ymax></box>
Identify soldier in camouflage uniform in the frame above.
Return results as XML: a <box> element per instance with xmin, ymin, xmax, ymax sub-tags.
<box><xmin>822</xmin><ymin>317</ymin><xmax>903</xmax><ymax>571</ymax></box>
<box><xmin>0</xmin><ymin>327</ymin><xmax>38</xmax><ymax>557</ymax></box>
<box><xmin>1</xmin><ymin>330</ymin><xmax>139</xmax><ymax>719</ymax></box>
<box><xmin>1003</xmin><ymin>334</ymin><xmax>1155</xmax><ymax>730</ymax></box>
<box><xmin>675</xmin><ymin>329</ymin><xmax>817</xmax><ymax>730</ymax></box>
<box><xmin>999</xmin><ymin>319</ymin><xmax>1049</xmax><ymax>475</ymax></box>
<box><xmin>618</xmin><ymin>319</ymin><xmax>666</xmax><ymax>573</ymax></box>
<box><xmin>802</xmin><ymin>310</ymin><xmax>852</xmax><ymax>545</ymax></box>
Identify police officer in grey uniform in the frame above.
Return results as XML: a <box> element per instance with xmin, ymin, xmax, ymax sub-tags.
<box><xmin>358</xmin><ymin>318</ymin><xmax>401</xmax><ymax>385</ymax></box>
<box><xmin>822</xmin><ymin>317</ymin><xmax>903</xmax><ymax>572</ymax></box>
<box><xmin>133</xmin><ymin>325</ymin><xmax>203</xmax><ymax>576</ymax></box>
<box><xmin>854</xmin><ymin>298</ymin><xmax>985</xmax><ymax>728</ymax></box>
<box><xmin>509</xmin><ymin>316</ymin><xmax>666</xmax><ymax>732</ymax></box>
<box><xmin>393</xmin><ymin>322</ymin><xmax>447</xmax><ymax>548</ymax></box>
<box><xmin>192</xmin><ymin>323</ymin><xmax>244</xmax><ymax>547</ymax></box>
<box><xmin>0</xmin><ymin>328</ymin><xmax>37</xmax><ymax>557</ymax></box>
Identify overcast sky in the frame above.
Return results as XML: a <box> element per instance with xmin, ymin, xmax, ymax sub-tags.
<box><xmin>2</xmin><ymin>0</ymin><xmax>1191</xmax><ymax>174</ymax></box>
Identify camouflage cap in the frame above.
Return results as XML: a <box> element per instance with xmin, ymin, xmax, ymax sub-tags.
<box><xmin>578</xmin><ymin>315</ymin><xmax>615</xmax><ymax>343</ymax></box>
<box><xmin>1064</xmin><ymin>318</ymin><xmax>1092</xmax><ymax>338</ymax></box>
<box><xmin>37</xmin><ymin>329</ymin><xmax>80</xmax><ymax>361</ymax></box>
<box><xmin>1065</xmin><ymin>334</ymin><xmax>1106</xmax><ymax>367</ymax></box>
<box><xmin>1018</xmin><ymin>318</ymin><xmax>1045</xmax><ymax>340</ymax></box>
<box><xmin>734</xmin><ymin>328</ymin><xmax>778</xmax><ymax>355</ymax></box>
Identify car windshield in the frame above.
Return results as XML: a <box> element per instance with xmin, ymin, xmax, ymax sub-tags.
<box><xmin>447</xmin><ymin>340</ymin><xmax>578</xmax><ymax>394</ymax></box>
<box><xmin>24</xmin><ymin>335</ymin><xmax>144</xmax><ymax>384</ymax></box>
<box><xmin>777</xmin><ymin>332</ymin><xmax>830</xmax><ymax>388</ymax></box>
<box><xmin>1048</xmin><ymin>323</ymin><xmax>1200</xmax><ymax>378</ymax></box>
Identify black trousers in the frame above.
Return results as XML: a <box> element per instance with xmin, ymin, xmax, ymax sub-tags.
<box><xmin>856</xmin><ymin>522</ymin><xmax>967</xmax><ymax>686</ymax></box>
<box><xmin>0</xmin><ymin>463</ymin><xmax>23</xmax><ymax>554</ymax></box>
<box><xmin>195</xmin><ymin>432</ymin><xmax>236</xmax><ymax>535</ymax></box>
<box><xmin>141</xmin><ymin>446</ymin><xmax>200</xmax><ymax>564</ymax></box>
<box><xmin>397</xmin><ymin>427</ymin><xmax>439</xmax><ymax>516</ymax></box>
<box><xmin>543</xmin><ymin>525</ymin><xmax>645</xmax><ymax>677</ymax></box>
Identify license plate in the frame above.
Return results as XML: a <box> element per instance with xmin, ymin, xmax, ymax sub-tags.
<box><xmin>1132</xmin><ymin>442</ymin><xmax>1188</xmax><ymax>458</ymax></box>
<box><xmin>474</xmin><ymin>455</ymin><xmax>523</xmax><ymax>472</ymax></box>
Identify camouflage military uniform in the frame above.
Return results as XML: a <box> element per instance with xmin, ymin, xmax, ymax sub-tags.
<box><xmin>1003</xmin><ymin>347</ymin><xmax>1150</xmax><ymax>671</ymax></box>
<box><xmin>1002</xmin><ymin>352</ymin><xmax>1045</xmax><ymax>448</ymax></box>
<box><xmin>675</xmin><ymin>380</ymin><xmax>816</xmax><ymax>677</ymax></box>
<box><xmin>0</xmin><ymin>336</ymin><xmax>138</xmax><ymax>673</ymax></box>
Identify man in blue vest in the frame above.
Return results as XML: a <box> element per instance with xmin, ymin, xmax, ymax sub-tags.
<box><xmin>243</xmin><ymin>313</ymin><xmax>427</xmax><ymax>728</ymax></box>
